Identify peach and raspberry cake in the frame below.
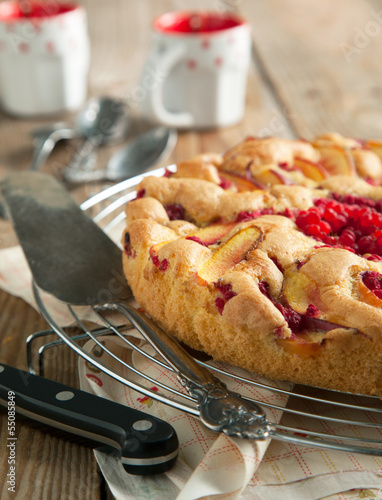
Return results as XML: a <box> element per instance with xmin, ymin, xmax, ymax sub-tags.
<box><xmin>122</xmin><ymin>133</ymin><xmax>382</xmax><ymax>397</ymax></box>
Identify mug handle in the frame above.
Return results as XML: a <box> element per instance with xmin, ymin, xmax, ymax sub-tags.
<box><xmin>148</xmin><ymin>45</ymin><xmax>194</xmax><ymax>128</ymax></box>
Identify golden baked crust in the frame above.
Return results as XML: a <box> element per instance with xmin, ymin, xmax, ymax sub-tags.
<box><xmin>122</xmin><ymin>133</ymin><xmax>382</xmax><ymax>397</ymax></box>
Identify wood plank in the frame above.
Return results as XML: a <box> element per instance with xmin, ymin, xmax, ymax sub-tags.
<box><xmin>239</xmin><ymin>0</ymin><xmax>382</xmax><ymax>139</ymax></box>
<box><xmin>0</xmin><ymin>292</ymin><xmax>103</xmax><ymax>500</ymax></box>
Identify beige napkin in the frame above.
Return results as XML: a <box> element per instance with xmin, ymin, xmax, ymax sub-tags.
<box><xmin>79</xmin><ymin>335</ymin><xmax>285</xmax><ymax>500</ymax></box>
<box><xmin>1</xmin><ymin>244</ymin><xmax>382</xmax><ymax>499</ymax></box>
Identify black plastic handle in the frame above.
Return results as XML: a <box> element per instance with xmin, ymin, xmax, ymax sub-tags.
<box><xmin>0</xmin><ymin>363</ymin><xmax>178</xmax><ymax>475</ymax></box>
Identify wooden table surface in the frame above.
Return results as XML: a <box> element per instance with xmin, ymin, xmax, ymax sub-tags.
<box><xmin>1</xmin><ymin>0</ymin><xmax>382</xmax><ymax>498</ymax></box>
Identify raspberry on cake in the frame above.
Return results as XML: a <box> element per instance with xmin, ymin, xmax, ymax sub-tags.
<box><xmin>122</xmin><ymin>133</ymin><xmax>382</xmax><ymax>397</ymax></box>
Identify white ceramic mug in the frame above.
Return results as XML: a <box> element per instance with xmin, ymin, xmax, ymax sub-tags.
<box><xmin>0</xmin><ymin>1</ymin><xmax>90</xmax><ymax>116</ymax></box>
<box><xmin>138</xmin><ymin>11</ymin><xmax>251</xmax><ymax>129</ymax></box>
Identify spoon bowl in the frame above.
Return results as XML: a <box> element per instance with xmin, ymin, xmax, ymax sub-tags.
<box><xmin>29</xmin><ymin>122</ymin><xmax>79</xmax><ymax>171</ymax></box>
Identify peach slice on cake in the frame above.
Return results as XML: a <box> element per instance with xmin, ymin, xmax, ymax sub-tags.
<box><xmin>198</xmin><ymin>226</ymin><xmax>262</xmax><ymax>283</ymax></box>
<box><xmin>314</xmin><ymin>145</ymin><xmax>357</xmax><ymax>176</ymax></box>
<box><xmin>293</xmin><ymin>157</ymin><xmax>330</xmax><ymax>182</ymax></box>
<box><xmin>282</xmin><ymin>267</ymin><xmax>313</xmax><ymax>313</ymax></box>
<box><xmin>187</xmin><ymin>221</ymin><xmax>238</xmax><ymax>246</ymax></box>
<box><xmin>251</xmin><ymin>165</ymin><xmax>293</xmax><ymax>187</ymax></box>
<box><xmin>276</xmin><ymin>335</ymin><xmax>323</xmax><ymax>357</ymax></box>
<box><xmin>357</xmin><ymin>271</ymin><xmax>382</xmax><ymax>308</ymax></box>
<box><xmin>358</xmin><ymin>280</ymin><xmax>382</xmax><ymax>308</ymax></box>
<box><xmin>218</xmin><ymin>171</ymin><xmax>264</xmax><ymax>192</ymax></box>
<box><xmin>365</xmin><ymin>140</ymin><xmax>382</xmax><ymax>161</ymax></box>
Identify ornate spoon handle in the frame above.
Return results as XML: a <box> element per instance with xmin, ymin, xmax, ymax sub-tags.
<box><xmin>121</xmin><ymin>305</ymin><xmax>272</xmax><ymax>440</ymax></box>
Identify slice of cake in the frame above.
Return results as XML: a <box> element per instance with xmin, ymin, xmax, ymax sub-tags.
<box><xmin>122</xmin><ymin>133</ymin><xmax>382</xmax><ymax>397</ymax></box>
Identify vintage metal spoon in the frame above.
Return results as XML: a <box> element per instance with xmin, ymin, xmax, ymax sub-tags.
<box><xmin>29</xmin><ymin>97</ymin><xmax>129</xmax><ymax>172</ymax></box>
<box><xmin>66</xmin><ymin>96</ymin><xmax>129</xmax><ymax>171</ymax></box>
<box><xmin>29</xmin><ymin>122</ymin><xmax>78</xmax><ymax>171</ymax></box>
<box><xmin>63</xmin><ymin>127</ymin><xmax>177</xmax><ymax>184</ymax></box>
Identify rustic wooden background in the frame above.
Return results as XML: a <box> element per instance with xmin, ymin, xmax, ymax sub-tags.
<box><xmin>1</xmin><ymin>0</ymin><xmax>382</xmax><ymax>498</ymax></box>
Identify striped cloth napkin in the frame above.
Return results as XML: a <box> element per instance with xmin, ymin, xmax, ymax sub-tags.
<box><xmin>1</xmin><ymin>244</ymin><xmax>382</xmax><ymax>499</ymax></box>
<box><xmin>78</xmin><ymin>335</ymin><xmax>382</xmax><ymax>500</ymax></box>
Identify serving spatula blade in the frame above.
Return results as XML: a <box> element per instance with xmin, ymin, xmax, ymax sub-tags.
<box><xmin>0</xmin><ymin>172</ymin><xmax>131</xmax><ymax>305</ymax></box>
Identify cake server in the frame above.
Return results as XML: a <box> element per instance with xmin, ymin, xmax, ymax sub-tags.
<box><xmin>0</xmin><ymin>173</ymin><xmax>180</xmax><ymax>475</ymax></box>
<box><xmin>0</xmin><ymin>172</ymin><xmax>272</xmax><ymax>442</ymax></box>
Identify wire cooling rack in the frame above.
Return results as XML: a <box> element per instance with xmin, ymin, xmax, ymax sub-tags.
<box><xmin>26</xmin><ymin>166</ymin><xmax>382</xmax><ymax>455</ymax></box>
